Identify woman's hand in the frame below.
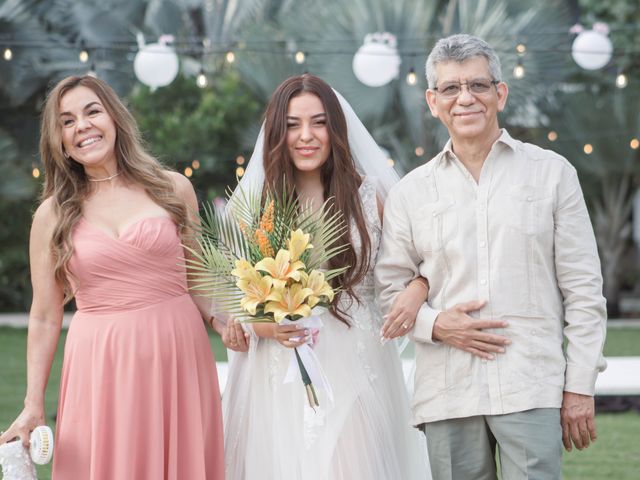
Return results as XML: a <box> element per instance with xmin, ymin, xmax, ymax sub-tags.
<box><xmin>380</xmin><ymin>277</ymin><xmax>429</xmax><ymax>340</ymax></box>
<box><xmin>0</xmin><ymin>404</ymin><xmax>45</xmax><ymax>448</ymax></box>
<box><xmin>273</xmin><ymin>323</ymin><xmax>309</xmax><ymax>349</ymax></box>
<box><xmin>221</xmin><ymin>320</ymin><xmax>250</xmax><ymax>352</ymax></box>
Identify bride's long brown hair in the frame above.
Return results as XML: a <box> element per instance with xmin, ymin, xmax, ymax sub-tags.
<box><xmin>39</xmin><ymin>75</ymin><xmax>187</xmax><ymax>301</ymax></box>
<box><xmin>262</xmin><ymin>74</ymin><xmax>371</xmax><ymax>325</ymax></box>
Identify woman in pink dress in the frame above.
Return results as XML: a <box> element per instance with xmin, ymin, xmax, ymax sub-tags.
<box><xmin>0</xmin><ymin>76</ymin><xmax>225</xmax><ymax>479</ymax></box>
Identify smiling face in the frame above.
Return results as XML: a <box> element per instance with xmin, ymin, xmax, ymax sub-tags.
<box><xmin>286</xmin><ymin>92</ymin><xmax>331</xmax><ymax>175</ymax></box>
<box><xmin>426</xmin><ymin>56</ymin><xmax>508</xmax><ymax>144</ymax></box>
<box><xmin>59</xmin><ymin>85</ymin><xmax>117</xmax><ymax>173</ymax></box>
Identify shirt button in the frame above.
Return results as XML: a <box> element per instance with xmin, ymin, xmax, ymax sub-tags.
<box><xmin>480</xmin><ymin>279</ymin><xmax>487</xmax><ymax>285</ymax></box>
<box><xmin>480</xmin><ymin>241</ymin><xmax>487</xmax><ymax>248</ymax></box>
<box><xmin>527</xmin><ymin>196</ymin><xmax>533</xmax><ymax>202</ymax></box>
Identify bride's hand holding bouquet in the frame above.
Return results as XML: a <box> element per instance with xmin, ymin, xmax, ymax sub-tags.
<box><xmin>185</xmin><ymin>185</ymin><xmax>347</xmax><ymax>407</ymax></box>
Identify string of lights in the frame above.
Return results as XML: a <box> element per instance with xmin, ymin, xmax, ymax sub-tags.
<box><xmin>2</xmin><ymin>29</ymin><xmax>637</xmax><ymax>180</ymax></box>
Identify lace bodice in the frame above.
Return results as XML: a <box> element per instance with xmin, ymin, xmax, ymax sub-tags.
<box><xmin>346</xmin><ymin>176</ymin><xmax>381</xmax><ymax>301</ymax></box>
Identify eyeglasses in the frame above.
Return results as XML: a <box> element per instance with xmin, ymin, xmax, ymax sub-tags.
<box><xmin>433</xmin><ymin>79</ymin><xmax>499</xmax><ymax>98</ymax></box>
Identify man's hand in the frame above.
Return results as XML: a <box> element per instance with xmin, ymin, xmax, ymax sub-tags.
<box><xmin>432</xmin><ymin>300</ymin><xmax>510</xmax><ymax>360</ymax></box>
<box><xmin>561</xmin><ymin>392</ymin><xmax>596</xmax><ymax>451</ymax></box>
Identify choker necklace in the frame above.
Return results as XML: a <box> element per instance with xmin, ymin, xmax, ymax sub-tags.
<box><xmin>87</xmin><ymin>171</ymin><xmax>121</xmax><ymax>182</ymax></box>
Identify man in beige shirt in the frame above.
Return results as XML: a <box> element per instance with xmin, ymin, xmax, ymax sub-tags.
<box><xmin>375</xmin><ymin>34</ymin><xmax>606</xmax><ymax>479</ymax></box>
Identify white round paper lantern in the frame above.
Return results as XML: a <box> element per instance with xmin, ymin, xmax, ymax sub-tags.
<box><xmin>134</xmin><ymin>36</ymin><xmax>179</xmax><ymax>90</ymax></box>
<box><xmin>571</xmin><ymin>30</ymin><xmax>613</xmax><ymax>70</ymax></box>
<box><xmin>352</xmin><ymin>33</ymin><xmax>401</xmax><ymax>87</ymax></box>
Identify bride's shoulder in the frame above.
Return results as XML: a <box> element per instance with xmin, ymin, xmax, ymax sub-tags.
<box><xmin>358</xmin><ymin>175</ymin><xmax>377</xmax><ymax>195</ymax></box>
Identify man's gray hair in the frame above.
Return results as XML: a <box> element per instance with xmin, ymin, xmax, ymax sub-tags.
<box><xmin>425</xmin><ymin>34</ymin><xmax>502</xmax><ymax>88</ymax></box>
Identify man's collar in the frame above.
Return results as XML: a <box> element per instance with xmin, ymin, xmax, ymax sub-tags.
<box><xmin>440</xmin><ymin>128</ymin><xmax>517</xmax><ymax>164</ymax></box>
<box><xmin>496</xmin><ymin>129</ymin><xmax>518</xmax><ymax>151</ymax></box>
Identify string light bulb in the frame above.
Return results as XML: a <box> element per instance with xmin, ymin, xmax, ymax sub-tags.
<box><xmin>583</xmin><ymin>143</ymin><xmax>593</xmax><ymax>154</ymax></box>
<box><xmin>295</xmin><ymin>51</ymin><xmax>305</xmax><ymax>64</ymax></box>
<box><xmin>387</xmin><ymin>158</ymin><xmax>395</xmax><ymax>167</ymax></box>
<box><xmin>415</xmin><ymin>146</ymin><xmax>424</xmax><ymax>156</ymax></box>
<box><xmin>184</xmin><ymin>167</ymin><xmax>193</xmax><ymax>177</ymax></box>
<box><xmin>236</xmin><ymin>166</ymin><xmax>245</xmax><ymax>177</ymax></box>
<box><xmin>516</xmin><ymin>43</ymin><xmax>526</xmax><ymax>55</ymax></box>
<box><xmin>406</xmin><ymin>67</ymin><xmax>417</xmax><ymax>86</ymax></box>
<box><xmin>616</xmin><ymin>72</ymin><xmax>628</xmax><ymax>89</ymax></box>
<box><xmin>32</xmin><ymin>167</ymin><xmax>40</xmax><ymax>178</ymax></box>
<box><xmin>192</xmin><ymin>159</ymin><xmax>200</xmax><ymax>169</ymax></box>
<box><xmin>197</xmin><ymin>68</ymin><xmax>207</xmax><ymax>88</ymax></box>
<box><xmin>631</xmin><ymin>138</ymin><xmax>639</xmax><ymax>150</ymax></box>
<box><xmin>225</xmin><ymin>51</ymin><xmax>235</xmax><ymax>63</ymax></box>
<box><xmin>513</xmin><ymin>59</ymin><xmax>525</xmax><ymax>79</ymax></box>
<box><xmin>79</xmin><ymin>41</ymin><xmax>89</xmax><ymax>63</ymax></box>
<box><xmin>3</xmin><ymin>47</ymin><xmax>12</xmax><ymax>61</ymax></box>
<box><xmin>547</xmin><ymin>131</ymin><xmax>558</xmax><ymax>142</ymax></box>
<box><xmin>236</xmin><ymin>155</ymin><xmax>245</xmax><ymax>165</ymax></box>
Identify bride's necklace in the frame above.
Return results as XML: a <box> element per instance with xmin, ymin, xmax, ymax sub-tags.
<box><xmin>87</xmin><ymin>171</ymin><xmax>121</xmax><ymax>182</ymax></box>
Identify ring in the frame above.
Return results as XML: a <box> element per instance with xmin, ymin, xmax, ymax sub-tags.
<box><xmin>402</xmin><ymin>323</ymin><xmax>408</xmax><ymax>329</ymax></box>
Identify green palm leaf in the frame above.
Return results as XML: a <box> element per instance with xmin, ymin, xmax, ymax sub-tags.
<box><xmin>185</xmin><ymin>182</ymin><xmax>348</xmax><ymax>320</ymax></box>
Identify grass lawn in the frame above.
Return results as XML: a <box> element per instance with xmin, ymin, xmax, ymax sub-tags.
<box><xmin>0</xmin><ymin>325</ymin><xmax>638</xmax><ymax>479</ymax></box>
<box><xmin>603</xmin><ymin>327</ymin><xmax>640</xmax><ymax>356</ymax></box>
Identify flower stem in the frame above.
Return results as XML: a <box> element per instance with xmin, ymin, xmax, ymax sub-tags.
<box><xmin>295</xmin><ymin>347</ymin><xmax>319</xmax><ymax>407</ymax></box>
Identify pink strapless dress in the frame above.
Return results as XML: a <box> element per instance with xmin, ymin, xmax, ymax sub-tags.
<box><xmin>52</xmin><ymin>216</ymin><xmax>224</xmax><ymax>480</ymax></box>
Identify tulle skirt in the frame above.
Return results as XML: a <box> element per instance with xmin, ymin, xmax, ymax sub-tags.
<box><xmin>223</xmin><ymin>301</ymin><xmax>431</xmax><ymax>480</ymax></box>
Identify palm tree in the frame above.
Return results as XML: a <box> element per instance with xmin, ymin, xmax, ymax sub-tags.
<box><xmin>544</xmin><ymin>82</ymin><xmax>640</xmax><ymax>316</ymax></box>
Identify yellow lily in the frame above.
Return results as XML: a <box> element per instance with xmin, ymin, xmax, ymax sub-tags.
<box><xmin>287</xmin><ymin>229</ymin><xmax>313</xmax><ymax>261</ymax></box>
<box><xmin>303</xmin><ymin>270</ymin><xmax>335</xmax><ymax>307</ymax></box>
<box><xmin>237</xmin><ymin>274</ymin><xmax>273</xmax><ymax>315</ymax></box>
<box><xmin>255</xmin><ymin>249</ymin><xmax>304</xmax><ymax>289</ymax></box>
<box><xmin>231</xmin><ymin>258</ymin><xmax>260</xmax><ymax>282</ymax></box>
<box><xmin>264</xmin><ymin>283</ymin><xmax>314</xmax><ymax>323</ymax></box>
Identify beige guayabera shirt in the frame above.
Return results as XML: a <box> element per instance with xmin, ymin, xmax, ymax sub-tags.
<box><xmin>375</xmin><ymin>129</ymin><xmax>607</xmax><ymax>425</ymax></box>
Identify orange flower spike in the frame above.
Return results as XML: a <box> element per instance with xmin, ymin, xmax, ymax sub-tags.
<box><xmin>260</xmin><ymin>200</ymin><xmax>275</xmax><ymax>233</ymax></box>
<box><xmin>255</xmin><ymin>229</ymin><xmax>274</xmax><ymax>257</ymax></box>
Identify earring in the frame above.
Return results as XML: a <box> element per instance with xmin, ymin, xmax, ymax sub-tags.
<box><xmin>63</xmin><ymin>151</ymin><xmax>69</xmax><ymax>159</ymax></box>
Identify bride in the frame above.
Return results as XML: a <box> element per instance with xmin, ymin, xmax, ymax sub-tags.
<box><xmin>221</xmin><ymin>74</ymin><xmax>432</xmax><ymax>479</ymax></box>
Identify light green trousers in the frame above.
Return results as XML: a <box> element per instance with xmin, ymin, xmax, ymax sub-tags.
<box><xmin>421</xmin><ymin>408</ymin><xmax>563</xmax><ymax>480</ymax></box>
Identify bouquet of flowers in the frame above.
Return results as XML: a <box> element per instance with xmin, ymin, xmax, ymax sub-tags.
<box><xmin>185</xmin><ymin>184</ymin><xmax>348</xmax><ymax>407</ymax></box>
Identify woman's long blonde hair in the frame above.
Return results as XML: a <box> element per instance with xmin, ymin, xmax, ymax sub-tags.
<box><xmin>39</xmin><ymin>75</ymin><xmax>187</xmax><ymax>301</ymax></box>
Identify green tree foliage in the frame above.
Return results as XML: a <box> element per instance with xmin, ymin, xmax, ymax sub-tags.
<box><xmin>538</xmin><ymin>83</ymin><xmax>640</xmax><ymax>315</ymax></box>
<box><xmin>128</xmin><ymin>71</ymin><xmax>261</xmax><ymax>199</ymax></box>
<box><xmin>0</xmin><ymin>129</ymin><xmax>36</xmax><ymax>311</ymax></box>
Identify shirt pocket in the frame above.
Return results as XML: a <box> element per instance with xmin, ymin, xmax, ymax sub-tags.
<box><xmin>412</xmin><ymin>197</ymin><xmax>458</xmax><ymax>252</ymax></box>
<box><xmin>506</xmin><ymin>185</ymin><xmax>553</xmax><ymax>235</ymax></box>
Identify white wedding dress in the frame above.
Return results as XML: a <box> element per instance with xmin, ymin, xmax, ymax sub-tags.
<box><xmin>223</xmin><ymin>177</ymin><xmax>431</xmax><ymax>480</ymax></box>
